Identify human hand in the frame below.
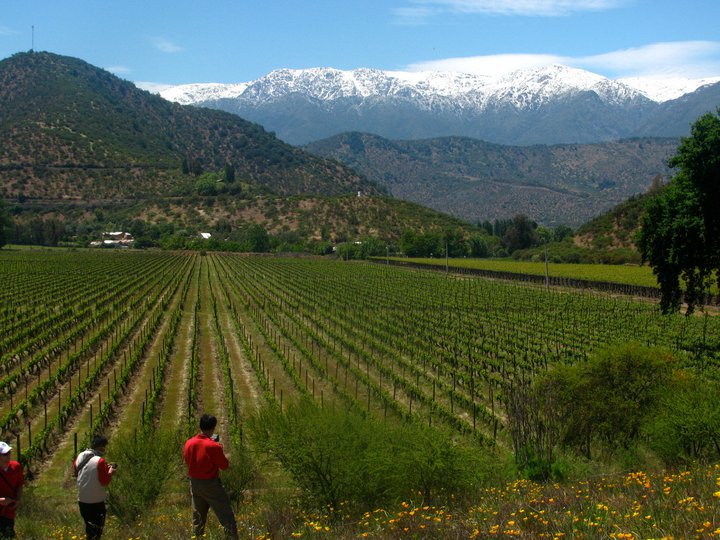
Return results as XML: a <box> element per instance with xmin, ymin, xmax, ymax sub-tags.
<box><xmin>0</xmin><ymin>497</ymin><xmax>13</xmax><ymax>507</ymax></box>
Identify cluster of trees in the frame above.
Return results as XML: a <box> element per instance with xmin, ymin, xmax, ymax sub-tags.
<box><xmin>5</xmin><ymin>216</ymin><xmax>66</xmax><ymax>247</ymax></box>
<box><xmin>395</xmin><ymin>216</ymin><xmax>574</xmax><ymax>260</ymax></box>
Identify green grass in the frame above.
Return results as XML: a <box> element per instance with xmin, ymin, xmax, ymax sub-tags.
<box><xmin>385</xmin><ymin>256</ymin><xmax>660</xmax><ymax>288</ymax></box>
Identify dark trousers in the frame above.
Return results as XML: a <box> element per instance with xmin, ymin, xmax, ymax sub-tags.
<box><xmin>79</xmin><ymin>501</ymin><xmax>106</xmax><ymax>540</ymax></box>
<box><xmin>0</xmin><ymin>516</ymin><xmax>14</xmax><ymax>539</ymax></box>
<box><xmin>190</xmin><ymin>477</ymin><xmax>238</xmax><ymax>539</ymax></box>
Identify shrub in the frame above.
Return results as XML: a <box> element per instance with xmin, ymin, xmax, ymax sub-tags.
<box><xmin>576</xmin><ymin>343</ymin><xmax>674</xmax><ymax>450</ymax></box>
<box><xmin>518</xmin><ymin>343</ymin><xmax>675</xmax><ymax>462</ymax></box>
<box><xmin>219</xmin><ymin>431</ymin><xmax>256</xmax><ymax>508</ymax></box>
<box><xmin>647</xmin><ymin>374</ymin><xmax>720</xmax><ymax>464</ymax></box>
<box><xmin>106</xmin><ymin>430</ymin><xmax>180</xmax><ymax>525</ymax></box>
<box><xmin>249</xmin><ymin>400</ymin><xmax>492</xmax><ymax>512</ymax></box>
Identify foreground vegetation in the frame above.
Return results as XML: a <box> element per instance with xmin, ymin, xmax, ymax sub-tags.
<box><xmin>0</xmin><ymin>251</ymin><xmax>718</xmax><ymax>538</ymax></box>
<box><xmin>23</xmin><ymin>462</ymin><xmax>720</xmax><ymax>538</ymax></box>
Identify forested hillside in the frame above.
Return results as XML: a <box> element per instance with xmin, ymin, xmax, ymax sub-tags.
<box><xmin>306</xmin><ymin>133</ymin><xmax>677</xmax><ymax>226</ymax></box>
<box><xmin>0</xmin><ymin>51</ymin><xmax>377</xmax><ymax>201</ymax></box>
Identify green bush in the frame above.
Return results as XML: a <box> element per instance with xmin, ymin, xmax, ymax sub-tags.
<box><xmin>576</xmin><ymin>343</ymin><xmax>674</xmax><ymax>450</ymax></box>
<box><xmin>647</xmin><ymin>374</ymin><xmax>720</xmax><ymax>464</ymax></box>
<box><xmin>106</xmin><ymin>430</ymin><xmax>180</xmax><ymax>525</ymax></box>
<box><xmin>526</xmin><ymin>343</ymin><xmax>675</xmax><ymax>461</ymax></box>
<box><xmin>249</xmin><ymin>400</ymin><xmax>493</xmax><ymax>512</ymax></box>
<box><xmin>219</xmin><ymin>431</ymin><xmax>257</xmax><ymax>508</ymax></box>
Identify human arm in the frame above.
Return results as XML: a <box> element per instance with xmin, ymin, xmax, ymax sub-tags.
<box><xmin>209</xmin><ymin>443</ymin><xmax>229</xmax><ymax>471</ymax></box>
<box><xmin>97</xmin><ymin>458</ymin><xmax>114</xmax><ymax>486</ymax></box>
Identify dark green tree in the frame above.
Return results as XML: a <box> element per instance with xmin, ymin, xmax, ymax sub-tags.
<box><xmin>245</xmin><ymin>224</ymin><xmax>270</xmax><ymax>253</ymax></box>
<box><xmin>469</xmin><ymin>235</ymin><xmax>489</xmax><ymax>258</ymax></box>
<box><xmin>503</xmin><ymin>214</ymin><xmax>539</xmax><ymax>253</ymax></box>
<box><xmin>639</xmin><ymin>110</ymin><xmax>720</xmax><ymax>313</ymax></box>
<box><xmin>223</xmin><ymin>163</ymin><xmax>236</xmax><ymax>183</ymax></box>
<box><xmin>0</xmin><ymin>200</ymin><xmax>11</xmax><ymax>249</ymax></box>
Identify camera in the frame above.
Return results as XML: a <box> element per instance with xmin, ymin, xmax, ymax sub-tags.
<box><xmin>109</xmin><ymin>463</ymin><xmax>118</xmax><ymax>469</ymax></box>
<box><xmin>210</xmin><ymin>434</ymin><xmax>220</xmax><ymax>442</ymax></box>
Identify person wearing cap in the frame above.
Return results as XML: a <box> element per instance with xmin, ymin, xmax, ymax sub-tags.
<box><xmin>74</xmin><ymin>435</ymin><xmax>115</xmax><ymax>540</ymax></box>
<box><xmin>183</xmin><ymin>413</ymin><xmax>238</xmax><ymax>539</ymax></box>
<box><xmin>0</xmin><ymin>441</ymin><xmax>23</xmax><ymax>539</ymax></box>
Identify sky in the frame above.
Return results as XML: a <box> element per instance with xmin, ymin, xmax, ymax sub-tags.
<box><xmin>2</xmin><ymin>0</ymin><xmax>720</xmax><ymax>86</ymax></box>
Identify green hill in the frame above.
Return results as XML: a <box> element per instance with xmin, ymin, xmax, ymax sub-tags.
<box><xmin>0</xmin><ymin>51</ymin><xmax>473</xmax><ymax>245</ymax></box>
<box><xmin>574</xmin><ymin>179</ymin><xmax>664</xmax><ymax>251</ymax></box>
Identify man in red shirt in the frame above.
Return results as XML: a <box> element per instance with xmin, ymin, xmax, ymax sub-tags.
<box><xmin>0</xmin><ymin>442</ymin><xmax>23</xmax><ymax>539</ymax></box>
<box><xmin>183</xmin><ymin>414</ymin><xmax>238</xmax><ymax>539</ymax></box>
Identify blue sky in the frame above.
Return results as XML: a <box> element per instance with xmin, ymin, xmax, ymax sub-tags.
<box><xmin>2</xmin><ymin>0</ymin><xmax>720</xmax><ymax>84</ymax></box>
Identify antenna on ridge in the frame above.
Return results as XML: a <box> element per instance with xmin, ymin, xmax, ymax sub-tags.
<box><xmin>31</xmin><ymin>25</ymin><xmax>34</xmax><ymax>52</ymax></box>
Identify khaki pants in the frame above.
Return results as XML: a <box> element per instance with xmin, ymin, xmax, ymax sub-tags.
<box><xmin>190</xmin><ymin>477</ymin><xmax>238</xmax><ymax>539</ymax></box>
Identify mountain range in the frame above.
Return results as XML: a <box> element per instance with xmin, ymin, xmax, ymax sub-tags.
<box><xmin>150</xmin><ymin>65</ymin><xmax>720</xmax><ymax>146</ymax></box>
<box><xmin>305</xmin><ymin>133</ymin><xmax>678</xmax><ymax>227</ymax></box>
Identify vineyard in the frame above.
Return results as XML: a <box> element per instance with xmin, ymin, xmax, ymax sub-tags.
<box><xmin>1</xmin><ymin>250</ymin><xmax>719</xmax><ymax>537</ymax></box>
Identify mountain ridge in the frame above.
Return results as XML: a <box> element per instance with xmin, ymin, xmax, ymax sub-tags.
<box><xmin>148</xmin><ymin>65</ymin><xmax>720</xmax><ymax>145</ymax></box>
<box><xmin>305</xmin><ymin>132</ymin><xmax>678</xmax><ymax>227</ymax></box>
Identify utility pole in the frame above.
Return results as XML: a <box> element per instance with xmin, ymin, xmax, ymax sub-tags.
<box><xmin>31</xmin><ymin>26</ymin><xmax>34</xmax><ymax>52</ymax></box>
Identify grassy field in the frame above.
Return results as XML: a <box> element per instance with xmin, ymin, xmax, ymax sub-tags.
<box><xmin>0</xmin><ymin>250</ymin><xmax>718</xmax><ymax>538</ymax></box>
<box><xmin>382</xmin><ymin>256</ymin><xmax>660</xmax><ymax>288</ymax></box>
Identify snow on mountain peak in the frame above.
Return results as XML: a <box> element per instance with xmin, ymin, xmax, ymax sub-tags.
<box><xmin>619</xmin><ymin>76</ymin><xmax>720</xmax><ymax>102</ymax></box>
<box><xmin>150</xmin><ymin>64</ymin><xmax>704</xmax><ymax>111</ymax></box>
<box><xmin>156</xmin><ymin>82</ymin><xmax>249</xmax><ymax>105</ymax></box>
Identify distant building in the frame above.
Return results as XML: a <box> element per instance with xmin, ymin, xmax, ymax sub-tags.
<box><xmin>89</xmin><ymin>231</ymin><xmax>134</xmax><ymax>248</ymax></box>
<box><xmin>199</xmin><ymin>232</ymin><xmax>212</xmax><ymax>240</ymax></box>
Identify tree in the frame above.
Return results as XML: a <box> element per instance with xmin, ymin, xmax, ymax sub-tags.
<box><xmin>468</xmin><ymin>235</ymin><xmax>488</xmax><ymax>258</ymax></box>
<box><xmin>639</xmin><ymin>110</ymin><xmax>720</xmax><ymax>313</ymax></box>
<box><xmin>0</xmin><ymin>200</ymin><xmax>11</xmax><ymax>249</ymax></box>
<box><xmin>195</xmin><ymin>172</ymin><xmax>219</xmax><ymax>196</ymax></box>
<box><xmin>503</xmin><ymin>214</ymin><xmax>539</xmax><ymax>253</ymax></box>
<box><xmin>223</xmin><ymin>164</ymin><xmax>236</xmax><ymax>183</ymax></box>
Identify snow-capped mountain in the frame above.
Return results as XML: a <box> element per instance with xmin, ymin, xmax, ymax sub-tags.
<box><xmin>619</xmin><ymin>76</ymin><xmax>720</xmax><ymax>102</ymax></box>
<box><xmin>141</xmin><ymin>65</ymin><xmax>720</xmax><ymax>145</ymax></box>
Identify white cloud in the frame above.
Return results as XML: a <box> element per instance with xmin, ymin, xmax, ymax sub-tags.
<box><xmin>392</xmin><ymin>7</ymin><xmax>435</xmax><ymax>25</ymax></box>
<box><xmin>406</xmin><ymin>41</ymin><xmax>720</xmax><ymax>79</ymax></box>
<box><xmin>134</xmin><ymin>81</ymin><xmax>174</xmax><ymax>94</ymax></box>
<box><xmin>0</xmin><ymin>25</ymin><xmax>18</xmax><ymax>36</ymax></box>
<box><xmin>150</xmin><ymin>37</ymin><xmax>184</xmax><ymax>53</ymax></box>
<box><xmin>395</xmin><ymin>0</ymin><xmax>626</xmax><ymax>21</ymax></box>
<box><xmin>407</xmin><ymin>53</ymin><xmax>565</xmax><ymax>75</ymax></box>
<box><xmin>106</xmin><ymin>65</ymin><xmax>131</xmax><ymax>75</ymax></box>
<box><xmin>574</xmin><ymin>41</ymin><xmax>720</xmax><ymax>79</ymax></box>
